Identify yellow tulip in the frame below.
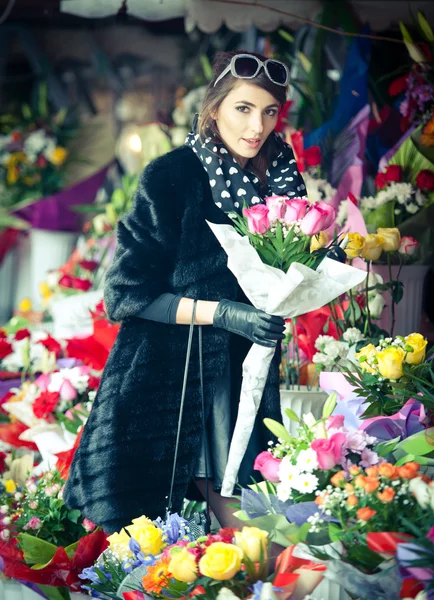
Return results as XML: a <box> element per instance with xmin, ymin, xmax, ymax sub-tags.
<box><xmin>199</xmin><ymin>542</ymin><xmax>244</xmax><ymax>580</ymax></box>
<box><xmin>361</xmin><ymin>234</ymin><xmax>384</xmax><ymax>261</ymax></box>
<box><xmin>18</xmin><ymin>297</ymin><xmax>32</xmax><ymax>312</ymax></box>
<box><xmin>126</xmin><ymin>517</ymin><xmax>165</xmax><ymax>555</ymax></box>
<box><xmin>377</xmin><ymin>228</ymin><xmax>401</xmax><ymax>252</ymax></box>
<box><xmin>5</xmin><ymin>480</ymin><xmax>17</xmax><ymax>494</ymax></box>
<box><xmin>404</xmin><ymin>333</ymin><xmax>427</xmax><ymax>365</ymax></box>
<box><xmin>48</xmin><ymin>146</ymin><xmax>68</xmax><ymax>166</ymax></box>
<box><xmin>345</xmin><ymin>233</ymin><xmax>365</xmax><ymax>259</ymax></box>
<box><xmin>355</xmin><ymin>344</ymin><xmax>377</xmax><ymax>373</ymax></box>
<box><xmin>310</xmin><ymin>231</ymin><xmax>330</xmax><ymax>252</ymax></box>
<box><xmin>169</xmin><ymin>548</ymin><xmax>198</xmax><ymax>583</ymax></box>
<box><xmin>376</xmin><ymin>346</ymin><xmax>405</xmax><ymax>380</ymax></box>
<box><xmin>234</xmin><ymin>527</ymin><xmax>268</xmax><ymax>562</ymax></box>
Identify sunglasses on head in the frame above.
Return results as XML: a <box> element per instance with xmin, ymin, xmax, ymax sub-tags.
<box><xmin>213</xmin><ymin>53</ymin><xmax>290</xmax><ymax>88</ymax></box>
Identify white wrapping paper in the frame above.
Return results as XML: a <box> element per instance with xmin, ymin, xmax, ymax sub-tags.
<box><xmin>207</xmin><ymin>222</ymin><xmax>367</xmax><ymax>496</ymax></box>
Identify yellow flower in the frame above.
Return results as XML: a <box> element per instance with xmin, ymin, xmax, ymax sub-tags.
<box><xmin>7</xmin><ymin>164</ymin><xmax>19</xmax><ymax>185</ymax></box>
<box><xmin>404</xmin><ymin>333</ymin><xmax>427</xmax><ymax>365</ymax></box>
<box><xmin>5</xmin><ymin>480</ymin><xmax>17</xmax><ymax>494</ymax></box>
<box><xmin>234</xmin><ymin>527</ymin><xmax>268</xmax><ymax>562</ymax></box>
<box><xmin>168</xmin><ymin>548</ymin><xmax>198</xmax><ymax>583</ymax></box>
<box><xmin>126</xmin><ymin>516</ymin><xmax>165</xmax><ymax>555</ymax></box>
<box><xmin>345</xmin><ymin>233</ymin><xmax>365</xmax><ymax>259</ymax></box>
<box><xmin>107</xmin><ymin>528</ymin><xmax>131</xmax><ymax>552</ymax></box>
<box><xmin>48</xmin><ymin>146</ymin><xmax>68</xmax><ymax>166</ymax></box>
<box><xmin>18</xmin><ymin>297</ymin><xmax>32</xmax><ymax>312</ymax></box>
<box><xmin>377</xmin><ymin>228</ymin><xmax>401</xmax><ymax>252</ymax></box>
<box><xmin>355</xmin><ymin>344</ymin><xmax>377</xmax><ymax>373</ymax></box>
<box><xmin>199</xmin><ymin>542</ymin><xmax>244</xmax><ymax>581</ymax></box>
<box><xmin>361</xmin><ymin>234</ymin><xmax>384</xmax><ymax>261</ymax></box>
<box><xmin>376</xmin><ymin>346</ymin><xmax>405</xmax><ymax>380</ymax></box>
<box><xmin>310</xmin><ymin>231</ymin><xmax>330</xmax><ymax>252</ymax></box>
<box><xmin>39</xmin><ymin>282</ymin><xmax>52</xmax><ymax>300</ymax></box>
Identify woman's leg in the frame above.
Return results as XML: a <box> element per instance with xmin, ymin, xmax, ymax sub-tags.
<box><xmin>194</xmin><ymin>479</ymin><xmax>241</xmax><ymax>530</ymax></box>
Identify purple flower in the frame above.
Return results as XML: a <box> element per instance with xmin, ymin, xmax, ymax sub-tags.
<box><xmin>156</xmin><ymin>513</ymin><xmax>190</xmax><ymax>544</ymax></box>
<box><xmin>345</xmin><ymin>431</ymin><xmax>369</xmax><ymax>453</ymax></box>
<box><xmin>128</xmin><ymin>537</ymin><xmax>141</xmax><ymax>555</ymax></box>
<box><xmin>122</xmin><ymin>560</ymin><xmax>134</xmax><ymax>574</ymax></box>
<box><xmin>79</xmin><ymin>566</ymin><xmax>105</xmax><ymax>584</ymax></box>
<box><xmin>360</xmin><ymin>448</ymin><xmax>380</xmax><ymax>468</ymax></box>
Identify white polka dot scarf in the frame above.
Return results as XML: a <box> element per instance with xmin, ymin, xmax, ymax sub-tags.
<box><xmin>185</xmin><ymin>128</ymin><xmax>307</xmax><ymax>214</ymax></box>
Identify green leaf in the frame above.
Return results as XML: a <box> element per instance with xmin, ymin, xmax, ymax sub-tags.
<box><xmin>263</xmin><ymin>418</ymin><xmax>293</xmax><ymax>444</ymax></box>
<box><xmin>64</xmin><ymin>540</ymin><xmax>79</xmax><ymax>560</ymax></box>
<box><xmin>37</xmin><ymin>586</ymin><xmax>70</xmax><ymax>600</ymax></box>
<box><xmin>398</xmin><ymin>427</ymin><xmax>434</xmax><ymax>457</ymax></box>
<box><xmin>365</xmin><ymin>201</ymin><xmax>396</xmax><ymax>229</ymax></box>
<box><xmin>399</xmin><ymin>21</ymin><xmax>427</xmax><ymax>62</ymax></box>
<box><xmin>278</xmin><ymin>29</ymin><xmax>295</xmax><ymax>43</ymax></box>
<box><xmin>284</xmin><ymin>408</ymin><xmax>301</xmax><ymax>423</ymax></box>
<box><xmin>322</xmin><ymin>392</ymin><xmax>337</xmax><ymax>418</ymax></box>
<box><xmin>328</xmin><ymin>522</ymin><xmax>344</xmax><ymax>542</ymax></box>
<box><xmin>67</xmin><ymin>509</ymin><xmax>81</xmax><ymax>524</ymax></box>
<box><xmin>17</xmin><ymin>533</ymin><xmax>57</xmax><ymax>567</ymax></box>
<box><xmin>376</xmin><ymin>436</ymin><xmax>400</xmax><ymax>457</ymax></box>
<box><xmin>200</xmin><ymin>55</ymin><xmax>213</xmax><ymax>81</ymax></box>
<box><xmin>418</xmin><ymin>10</ymin><xmax>434</xmax><ymax>41</ymax></box>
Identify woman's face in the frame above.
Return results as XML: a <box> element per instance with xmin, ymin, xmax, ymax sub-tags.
<box><xmin>213</xmin><ymin>81</ymin><xmax>280</xmax><ymax>168</ymax></box>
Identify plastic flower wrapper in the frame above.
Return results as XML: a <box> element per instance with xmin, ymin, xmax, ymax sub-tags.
<box><xmin>207</xmin><ymin>221</ymin><xmax>366</xmax><ymax>496</ymax></box>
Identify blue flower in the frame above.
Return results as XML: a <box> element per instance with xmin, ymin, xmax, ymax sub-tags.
<box><xmin>128</xmin><ymin>537</ymin><xmax>142</xmax><ymax>555</ymax></box>
<box><xmin>122</xmin><ymin>560</ymin><xmax>134</xmax><ymax>574</ymax></box>
<box><xmin>79</xmin><ymin>566</ymin><xmax>101</xmax><ymax>584</ymax></box>
<box><xmin>161</xmin><ymin>513</ymin><xmax>190</xmax><ymax>545</ymax></box>
<box><xmin>251</xmin><ymin>580</ymin><xmax>265</xmax><ymax>600</ymax></box>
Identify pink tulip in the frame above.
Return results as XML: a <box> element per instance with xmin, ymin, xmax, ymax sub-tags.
<box><xmin>311</xmin><ymin>432</ymin><xmax>346</xmax><ymax>470</ymax></box>
<box><xmin>300</xmin><ymin>204</ymin><xmax>334</xmax><ymax>236</ymax></box>
<box><xmin>253</xmin><ymin>451</ymin><xmax>282</xmax><ymax>483</ymax></box>
<box><xmin>35</xmin><ymin>373</ymin><xmax>50</xmax><ymax>392</ymax></box>
<box><xmin>59</xmin><ymin>379</ymin><xmax>78</xmax><ymax>402</ymax></box>
<box><xmin>283</xmin><ymin>199</ymin><xmax>309</xmax><ymax>223</ymax></box>
<box><xmin>399</xmin><ymin>235</ymin><xmax>419</xmax><ymax>256</ymax></box>
<box><xmin>265</xmin><ymin>195</ymin><xmax>287</xmax><ymax>221</ymax></box>
<box><xmin>326</xmin><ymin>415</ymin><xmax>345</xmax><ymax>430</ymax></box>
<box><xmin>244</xmin><ymin>205</ymin><xmax>270</xmax><ymax>235</ymax></box>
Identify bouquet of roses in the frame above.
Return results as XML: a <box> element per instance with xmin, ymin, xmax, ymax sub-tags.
<box><xmin>207</xmin><ymin>197</ymin><xmax>366</xmax><ymax>496</ymax></box>
<box><xmin>0</xmin><ymin>328</ymin><xmax>63</xmax><ymax>375</ymax></box>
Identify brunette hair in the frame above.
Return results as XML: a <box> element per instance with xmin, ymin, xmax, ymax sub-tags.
<box><xmin>198</xmin><ymin>50</ymin><xmax>288</xmax><ymax>183</ymax></box>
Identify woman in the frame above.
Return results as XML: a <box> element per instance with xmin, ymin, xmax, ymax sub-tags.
<box><xmin>64</xmin><ymin>51</ymin><xmax>308</xmax><ymax>533</ymax></box>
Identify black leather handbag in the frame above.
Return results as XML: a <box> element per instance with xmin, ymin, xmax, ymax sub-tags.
<box><xmin>167</xmin><ymin>299</ymin><xmax>211</xmax><ymax>538</ymax></box>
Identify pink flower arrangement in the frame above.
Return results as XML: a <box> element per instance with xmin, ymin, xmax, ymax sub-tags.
<box><xmin>311</xmin><ymin>433</ymin><xmax>347</xmax><ymax>470</ymax></box>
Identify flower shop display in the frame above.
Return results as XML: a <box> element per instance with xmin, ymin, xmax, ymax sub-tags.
<box><xmin>208</xmin><ymin>195</ymin><xmax>366</xmax><ymax>496</ymax></box>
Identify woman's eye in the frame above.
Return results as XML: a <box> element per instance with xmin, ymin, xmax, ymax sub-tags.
<box><xmin>236</xmin><ymin>106</ymin><xmax>249</xmax><ymax>113</ymax></box>
<box><xmin>265</xmin><ymin>109</ymin><xmax>278</xmax><ymax>117</ymax></box>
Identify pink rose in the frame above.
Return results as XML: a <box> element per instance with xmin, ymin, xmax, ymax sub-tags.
<box><xmin>59</xmin><ymin>379</ymin><xmax>78</xmax><ymax>402</ymax></box>
<box><xmin>398</xmin><ymin>236</ymin><xmax>419</xmax><ymax>256</ymax></box>
<box><xmin>283</xmin><ymin>199</ymin><xmax>309</xmax><ymax>223</ymax></box>
<box><xmin>326</xmin><ymin>415</ymin><xmax>345</xmax><ymax>430</ymax></box>
<box><xmin>311</xmin><ymin>432</ymin><xmax>346</xmax><ymax>470</ymax></box>
<box><xmin>253</xmin><ymin>451</ymin><xmax>282</xmax><ymax>483</ymax></box>
<box><xmin>315</xmin><ymin>202</ymin><xmax>336</xmax><ymax>229</ymax></box>
<box><xmin>244</xmin><ymin>205</ymin><xmax>270</xmax><ymax>235</ymax></box>
<box><xmin>35</xmin><ymin>373</ymin><xmax>50</xmax><ymax>392</ymax></box>
<box><xmin>83</xmin><ymin>518</ymin><xmax>96</xmax><ymax>532</ymax></box>
<box><xmin>265</xmin><ymin>195</ymin><xmax>287</xmax><ymax>222</ymax></box>
<box><xmin>300</xmin><ymin>202</ymin><xmax>336</xmax><ymax>235</ymax></box>
<box><xmin>25</xmin><ymin>517</ymin><xmax>42</xmax><ymax>530</ymax></box>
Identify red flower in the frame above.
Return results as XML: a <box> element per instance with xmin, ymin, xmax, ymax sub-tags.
<box><xmin>384</xmin><ymin>165</ymin><xmax>403</xmax><ymax>183</ymax></box>
<box><xmin>58</xmin><ymin>274</ymin><xmax>74</xmax><ymax>289</ymax></box>
<box><xmin>36</xmin><ymin>155</ymin><xmax>47</xmax><ymax>168</ymax></box>
<box><xmin>72</xmin><ymin>277</ymin><xmax>92</xmax><ymax>292</ymax></box>
<box><xmin>416</xmin><ymin>169</ymin><xmax>434</xmax><ymax>191</ymax></box>
<box><xmin>399</xmin><ymin>577</ymin><xmax>425</xmax><ymax>598</ymax></box>
<box><xmin>14</xmin><ymin>328</ymin><xmax>31</xmax><ymax>341</ymax></box>
<box><xmin>275</xmin><ymin>100</ymin><xmax>293</xmax><ymax>133</ymax></box>
<box><xmin>374</xmin><ymin>172</ymin><xmax>388</xmax><ymax>190</ymax></box>
<box><xmin>79</xmin><ymin>260</ymin><xmax>99</xmax><ymax>272</ymax></box>
<box><xmin>0</xmin><ymin>451</ymin><xmax>7</xmax><ymax>474</ymax></box>
<box><xmin>304</xmin><ymin>145</ymin><xmax>322</xmax><ymax>167</ymax></box>
<box><xmin>388</xmin><ymin>74</ymin><xmax>408</xmax><ymax>97</ymax></box>
<box><xmin>33</xmin><ymin>391</ymin><xmax>60</xmax><ymax>419</ymax></box>
<box><xmin>38</xmin><ymin>335</ymin><xmax>62</xmax><ymax>355</ymax></box>
<box><xmin>348</xmin><ymin>192</ymin><xmax>358</xmax><ymax>206</ymax></box>
<box><xmin>87</xmin><ymin>375</ymin><xmax>100</xmax><ymax>390</ymax></box>
<box><xmin>0</xmin><ymin>391</ymin><xmax>14</xmax><ymax>415</ymax></box>
<box><xmin>0</xmin><ymin>340</ymin><xmax>13</xmax><ymax>360</ymax></box>
<box><xmin>0</xmin><ymin>330</ymin><xmax>6</xmax><ymax>339</ymax></box>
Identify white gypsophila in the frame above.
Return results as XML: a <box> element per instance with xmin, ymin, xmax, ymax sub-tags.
<box><xmin>336</xmin><ymin>199</ymin><xmax>348</xmax><ymax>226</ymax></box>
<box><xmin>406</xmin><ymin>203</ymin><xmax>419</xmax><ymax>214</ymax></box>
<box><xmin>415</xmin><ymin>190</ymin><xmax>428</xmax><ymax>207</ymax></box>
<box><xmin>48</xmin><ymin>367</ymin><xmax>89</xmax><ymax>395</ymax></box>
<box><xmin>303</xmin><ymin>173</ymin><xmax>337</xmax><ymax>204</ymax></box>
<box><xmin>323</xmin><ymin>340</ymin><xmax>347</xmax><ymax>359</ymax></box>
<box><xmin>343</xmin><ymin>327</ymin><xmax>365</xmax><ymax>344</ymax></box>
<box><xmin>297</xmin><ymin>448</ymin><xmax>319</xmax><ymax>473</ymax></box>
<box><xmin>24</xmin><ymin>130</ymin><xmax>49</xmax><ymax>156</ymax></box>
<box><xmin>314</xmin><ymin>335</ymin><xmax>336</xmax><ymax>351</ymax></box>
<box><xmin>312</xmin><ymin>352</ymin><xmax>335</xmax><ymax>367</ymax></box>
<box><xmin>292</xmin><ymin>472</ymin><xmax>319</xmax><ymax>494</ymax></box>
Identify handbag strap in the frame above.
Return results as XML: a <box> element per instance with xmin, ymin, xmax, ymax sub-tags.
<box><xmin>167</xmin><ymin>300</ymin><xmax>209</xmax><ymax>516</ymax></box>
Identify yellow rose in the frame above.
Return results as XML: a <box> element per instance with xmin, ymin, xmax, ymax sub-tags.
<box><xmin>377</xmin><ymin>228</ymin><xmax>401</xmax><ymax>252</ymax></box>
<box><xmin>169</xmin><ymin>548</ymin><xmax>198</xmax><ymax>583</ymax></box>
<box><xmin>18</xmin><ymin>297</ymin><xmax>32</xmax><ymax>312</ymax></box>
<box><xmin>234</xmin><ymin>527</ymin><xmax>268</xmax><ymax>562</ymax></box>
<box><xmin>198</xmin><ymin>542</ymin><xmax>244</xmax><ymax>581</ymax></box>
<box><xmin>107</xmin><ymin>528</ymin><xmax>131</xmax><ymax>552</ymax></box>
<box><xmin>361</xmin><ymin>234</ymin><xmax>384</xmax><ymax>261</ymax></box>
<box><xmin>48</xmin><ymin>146</ymin><xmax>68</xmax><ymax>166</ymax></box>
<box><xmin>126</xmin><ymin>516</ymin><xmax>165</xmax><ymax>555</ymax></box>
<box><xmin>310</xmin><ymin>231</ymin><xmax>330</xmax><ymax>252</ymax></box>
<box><xmin>345</xmin><ymin>233</ymin><xmax>365</xmax><ymax>259</ymax></box>
<box><xmin>5</xmin><ymin>480</ymin><xmax>17</xmax><ymax>494</ymax></box>
<box><xmin>355</xmin><ymin>344</ymin><xmax>377</xmax><ymax>373</ymax></box>
<box><xmin>404</xmin><ymin>333</ymin><xmax>427</xmax><ymax>365</ymax></box>
<box><xmin>376</xmin><ymin>346</ymin><xmax>405</xmax><ymax>380</ymax></box>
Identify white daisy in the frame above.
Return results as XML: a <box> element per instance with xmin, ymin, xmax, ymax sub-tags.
<box><xmin>297</xmin><ymin>448</ymin><xmax>319</xmax><ymax>473</ymax></box>
<box><xmin>292</xmin><ymin>472</ymin><xmax>319</xmax><ymax>494</ymax></box>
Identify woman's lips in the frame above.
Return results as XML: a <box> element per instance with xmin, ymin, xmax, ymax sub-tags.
<box><xmin>242</xmin><ymin>138</ymin><xmax>261</xmax><ymax>149</ymax></box>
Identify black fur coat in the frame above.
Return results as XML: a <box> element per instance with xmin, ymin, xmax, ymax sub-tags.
<box><xmin>64</xmin><ymin>146</ymin><xmax>281</xmax><ymax>533</ymax></box>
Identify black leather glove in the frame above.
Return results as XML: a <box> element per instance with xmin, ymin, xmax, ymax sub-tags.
<box><xmin>325</xmin><ymin>245</ymin><xmax>347</xmax><ymax>264</ymax></box>
<box><xmin>213</xmin><ymin>299</ymin><xmax>285</xmax><ymax>348</ymax></box>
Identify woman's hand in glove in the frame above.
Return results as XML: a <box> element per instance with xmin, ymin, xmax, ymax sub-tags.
<box><xmin>213</xmin><ymin>299</ymin><xmax>285</xmax><ymax>348</ymax></box>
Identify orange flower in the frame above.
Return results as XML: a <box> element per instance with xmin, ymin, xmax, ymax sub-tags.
<box><xmin>355</xmin><ymin>475</ymin><xmax>367</xmax><ymax>488</ymax></box>
<box><xmin>347</xmin><ymin>494</ymin><xmax>359</xmax><ymax>507</ymax></box>
<box><xmin>377</xmin><ymin>487</ymin><xmax>396</xmax><ymax>503</ymax></box>
<box><xmin>315</xmin><ymin>494</ymin><xmax>328</xmax><ymax>506</ymax></box>
<box><xmin>345</xmin><ymin>483</ymin><xmax>354</xmax><ymax>493</ymax></box>
<box><xmin>349</xmin><ymin>465</ymin><xmax>360</xmax><ymax>476</ymax></box>
<box><xmin>357</xmin><ymin>507</ymin><xmax>376</xmax><ymax>521</ymax></box>
<box><xmin>379</xmin><ymin>463</ymin><xmax>399</xmax><ymax>480</ymax></box>
<box><xmin>142</xmin><ymin>556</ymin><xmax>171</xmax><ymax>594</ymax></box>
<box><xmin>399</xmin><ymin>462</ymin><xmax>420</xmax><ymax>480</ymax></box>
<box><xmin>364</xmin><ymin>477</ymin><xmax>380</xmax><ymax>493</ymax></box>
<box><xmin>366</xmin><ymin>466</ymin><xmax>379</xmax><ymax>477</ymax></box>
<box><xmin>330</xmin><ymin>471</ymin><xmax>346</xmax><ymax>486</ymax></box>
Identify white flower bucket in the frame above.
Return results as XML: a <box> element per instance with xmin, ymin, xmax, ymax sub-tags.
<box><xmin>280</xmin><ymin>387</ymin><xmax>328</xmax><ymax>436</ymax></box>
<box><xmin>311</xmin><ymin>578</ymin><xmax>351</xmax><ymax>599</ymax></box>
<box><xmin>28</xmin><ymin>229</ymin><xmax>78</xmax><ymax>310</ymax></box>
<box><xmin>0</xmin><ymin>579</ymin><xmax>88</xmax><ymax>599</ymax></box>
<box><xmin>371</xmin><ymin>264</ymin><xmax>430</xmax><ymax>336</ymax></box>
<box><xmin>0</xmin><ymin>247</ymin><xmax>18</xmax><ymax>325</ymax></box>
